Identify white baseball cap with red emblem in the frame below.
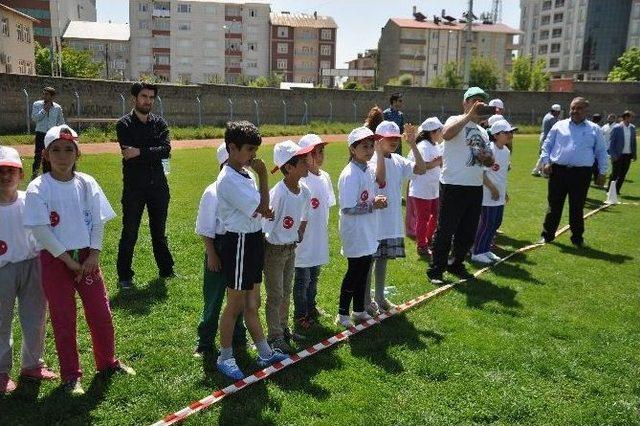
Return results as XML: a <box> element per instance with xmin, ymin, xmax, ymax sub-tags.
<box><xmin>0</xmin><ymin>146</ymin><xmax>23</xmax><ymax>169</ymax></box>
<box><xmin>271</xmin><ymin>140</ymin><xmax>315</xmax><ymax>174</ymax></box>
<box><xmin>44</xmin><ymin>125</ymin><xmax>79</xmax><ymax>149</ymax></box>
<box><xmin>375</xmin><ymin>120</ymin><xmax>402</xmax><ymax>138</ymax></box>
<box><xmin>298</xmin><ymin>134</ymin><xmax>327</xmax><ymax>149</ymax></box>
<box><xmin>347</xmin><ymin>126</ymin><xmax>376</xmax><ymax>147</ymax></box>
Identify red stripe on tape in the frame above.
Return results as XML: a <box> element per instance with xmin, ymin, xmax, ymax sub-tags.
<box><xmin>290</xmin><ymin>354</ymin><xmax>301</xmax><ymax>362</ymax></box>
<box><xmin>254</xmin><ymin>370</ymin><xmax>267</xmax><ymax>379</ymax></box>
<box><xmin>212</xmin><ymin>390</ymin><xmax>225</xmax><ymax>398</ymax></box>
<box><xmin>306</xmin><ymin>346</ymin><xmax>317</xmax><ymax>354</ymax></box>
<box><xmin>189</xmin><ymin>401</ymin><xmax>203</xmax><ymax>410</ymax></box>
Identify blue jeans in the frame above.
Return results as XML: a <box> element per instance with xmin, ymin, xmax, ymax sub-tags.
<box><xmin>293</xmin><ymin>266</ymin><xmax>320</xmax><ymax>318</ymax></box>
<box><xmin>473</xmin><ymin>205</ymin><xmax>504</xmax><ymax>254</ymax></box>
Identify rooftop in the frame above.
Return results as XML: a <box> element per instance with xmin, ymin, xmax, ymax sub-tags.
<box><xmin>270</xmin><ymin>12</ymin><xmax>337</xmax><ymax>29</ymax></box>
<box><xmin>0</xmin><ymin>4</ymin><xmax>40</xmax><ymax>23</ymax></box>
<box><xmin>390</xmin><ymin>18</ymin><xmax>521</xmax><ymax>34</ymax></box>
<box><xmin>63</xmin><ymin>21</ymin><xmax>130</xmax><ymax>41</ymax></box>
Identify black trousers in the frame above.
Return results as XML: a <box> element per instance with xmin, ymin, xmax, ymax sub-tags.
<box><xmin>430</xmin><ymin>183</ymin><xmax>483</xmax><ymax>271</ymax></box>
<box><xmin>32</xmin><ymin>132</ymin><xmax>46</xmax><ymax>175</ymax></box>
<box><xmin>541</xmin><ymin>164</ymin><xmax>591</xmax><ymax>244</ymax></box>
<box><xmin>116</xmin><ymin>183</ymin><xmax>174</xmax><ymax>280</ymax></box>
<box><xmin>609</xmin><ymin>154</ymin><xmax>633</xmax><ymax>194</ymax></box>
<box><xmin>339</xmin><ymin>255</ymin><xmax>372</xmax><ymax>315</ymax></box>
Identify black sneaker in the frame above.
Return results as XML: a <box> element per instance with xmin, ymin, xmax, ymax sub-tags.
<box><xmin>427</xmin><ymin>268</ymin><xmax>445</xmax><ymax>285</ymax></box>
<box><xmin>118</xmin><ymin>279</ymin><xmax>134</xmax><ymax>291</ymax></box>
<box><xmin>446</xmin><ymin>263</ymin><xmax>474</xmax><ymax>280</ymax></box>
<box><xmin>570</xmin><ymin>237</ymin><xmax>585</xmax><ymax>248</ymax></box>
<box><xmin>193</xmin><ymin>346</ymin><xmax>215</xmax><ymax>358</ymax></box>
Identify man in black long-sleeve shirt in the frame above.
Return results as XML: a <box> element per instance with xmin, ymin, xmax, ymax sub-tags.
<box><xmin>116</xmin><ymin>82</ymin><xmax>174</xmax><ymax>290</ymax></box>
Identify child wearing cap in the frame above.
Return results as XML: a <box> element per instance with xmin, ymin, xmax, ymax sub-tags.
<box><xmin>193</xmin><ymin>143</ymin><xmax>247</xmax><ymax>359</ymax></box>
<box><xmin>406</xmin><ymin>118</ymin><xmax>444</xmax><ymax>257</ymax></box>
<box><xmin>215</xmin><ymin>121</ymin><xmax>288</xmax><ymax>380</ymax></box>
<box><xmin>262</xmin><ymin>140</ymin><xmax>314</xmax><ymax>353</ymax></box>
<box><xmin>293</xmin><ymin>134</ymin><xmax>336</xmax><ymax>329</ymax></box>
<box><xmin>0</xmin><ymin>146</ymin><xmax>58</xmax><ymax>394</ymax></box>
<box><xmin>365</xmin><ymin>120</ymin><xmax>427</xmax><ymax>316</ymax></box>
<box><xmin>336</xmin><ymin>126</ymin><xmax>388</xmax><ymax>328</ymax></box>
<box><xmin>23</xmin><ymin>125</ymin><xmax>134</xmax><ymax>396</ymax></box>
<box><xmin>471</xmin><ymin>119</ymin><xmax>516</xmax><ymax>264</ymax></box>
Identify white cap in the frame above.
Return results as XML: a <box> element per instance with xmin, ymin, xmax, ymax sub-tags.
<box><xmin>551</xmin><ymin>104</ymin><xmax>561</xmax><ymax>112</ymax></box>
<box><xmin>487</xmin><ymin>114</ymin><xmax>505</xmax><ymax>127</ymax></box>
<box><xmin>216</xmin><ymin>143</ymin><xmax>228</xmax><ymax>165</ymax></box>
<box><xmin>271</xmin><ymin>140</ymin><xmax>314</xmax><ymax>173</ymax></box>
<box><xmin>418</xmin><ymin>117</ymin><xmax>443</xmax><ymax>133</ymax></box>
<box><xmin>490</xmin><ymin>119</ymin><xmax>518</xmax><ymax>135</ymax></box>
<box><xmin>44</xmin><ymin>125</ymin><xmax>78</xmax><ymax>149</ymax></box>
<box><xmin>375</xmin><ymin>120</ymin><xmax>402</xmax><ymax>138</ymax></box>
<box><xmin>0</xmin><ymin>146</ymin><xmax>22</xmax><ymax>169</ymax></box>
<box><xmin>298</xmin><ymin>134</ymin><xmax>326</xmax><ymax>149</ymax></box>
<box><xmin>347</xmin><ymin>126</ymin><xmax>376</xmax><ymax>146</ymax></box>
<box><xmin>488</xmin><ymin>99</ymin><xmax>504</xmax><ymax>109</ymax></box>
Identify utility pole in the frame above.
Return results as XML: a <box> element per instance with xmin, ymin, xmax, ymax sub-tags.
<box><xmin>462</xmin><ymin>0</ymin><xmax>474</xmax><ymax>88</ymax></box>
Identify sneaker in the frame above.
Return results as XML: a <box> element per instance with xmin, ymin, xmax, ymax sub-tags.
<box><xmin>101</xmin><ymin>361</ymin><xmax>136</xmax><ymax>376</ymax></box>
<box><xmin>376</xmin><ymin>298</ymin><xmax>396</xmax><ymax>312</ymax></box>
<box><xmin>335</xmin><ymin>314</ymin><xmax>354</xmax><ymax>329</ymax></box>
<box><xmin>0</xmin><ymin>373</ymin><xmax>16</xmax><ymax>393</ymax></box>
<box><xmin>269</xmin><ymin>337</ymin><xmax>293</xmax><ymax>354</ymax></box>
<box><xmin>256</xmin><ymin>349</ymin><xmax>289</xmax><ymax>368</ymax></box>
<box><xmin>531</xmin><ymin>169</ymin><xmax>542</xmax><ymax>177</ymax></box>
<box><xmin>471</xmin><ymin>253</ymin><xmax>493</xmax><ymax>264</ymax></box>
<box><xmin>20</xmin><ymin>366</ymin><xmax>58</xmax><ymax>380</ymax></box>
<box><xmin>365</xmin><ymin>301</ymin><xmax>379</xmax><ymax>317</ymax></box>
<box><xmin>486</xmin><ymin>252</ymin><xmax>502</xmax><ymax>262</ymax></box>
<box><xmin>351</xmin><ymin>311</ymin><xmax>374</xmax><ymax>323</ymax></box>
<box><xmin>63</xmin><ymin>379</ymin><xmax>85</xmax><ymax>396</ymax></box>
<box><xmin>447</xmin><ymin>263</ymin><xmax>474</xmax><ymax>280</ymax></box>
<box><xmin>308</xmin><ymin>306</ymin><xmax>327</xmax><ymax>319</ymax></box>
<box><xmin>193</xmin><ymin>346</ymin><xmax>215</xmax><ymax>359</ymax></box>
<box><xmin>118</xmin><ymin>279</ymin><xmax>134</xmax><ymax>291</ymax></box>
<box><xmin>427</xmin><ymin>268</ymin><xmax>445</xmax><ymax>285</ymax></box>
<box><xmin>216</xmin><ymin>357</ymin><xmax>244</xmax><ymax>380</ymax></box>
<box><xmin>295</xmin><ymin>315</ymin><xmax>312</xmax><ymax>330</ymax></box>
<box><xmin>570</xmin><ymin>237</ymin><xmax>585</xmax><ymax>248</ymax></box>
<box><xmin>283</xmin><ymin>328</ymin><xmax>305</xmax><ymax>343</ymax></box>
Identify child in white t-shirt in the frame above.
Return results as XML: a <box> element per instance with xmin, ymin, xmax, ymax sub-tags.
<box><xmin>262</xmin><ymin>140</ymin><xmax>313</xmax><ymax>353</ymax></box>
<box><xmin>336</xmin><ymin>127</ymin><xmax>388</xmax><ymax>328</ymax></box>
<box><xmin>0</xmin><ymin>146</ymin><xmax>58</xmax><ymax>394</ymax></box>
<box><xmin>365</xmin><ymin>121</ymin><xmax>427</xmax><ymax>316</ymax></box>
<box><xmin>293</xmin><ymin>134</ymin><xmax>336</xmax><ymax>329</ymax></box>
<box><xmin>24</xmin><ymin>125</ymin><xmax>134</xmax><ymax>396</ymax></box>
<box><xmin>472</xmin><ymin>119</ymin><xmax>516</xmax><ymax>264</ymax></box>
<box><xmin>406</xmin><ymin>118</ymin><xmax>444</xmax><ymax>257</ymax></box>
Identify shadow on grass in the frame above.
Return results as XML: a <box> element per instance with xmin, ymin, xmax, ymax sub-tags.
<box><xmin>489</xmin><ymin>254</ymin><xmax>544</xmax><ymax>286</ymax></box>
<box><xmin>621</xmin><ymin>194</ymin><xmax>640</xmax><ymax>201</ymax></box>
<box><xmin>555</xmin><ymin>242</ymin><xmax>634</xmax><ymax>263</ymax></box>
<box><xmin>109</xmin><ymin>277</ymin><xmax>168</xmax><ymax>315</ymax></box>
<box><xmin>454</xmin><ymin>277</ymin><xmax>523</xmax><ymax>316</ymax></box>
<box><xmin>494</xmin><ymin>233</ymin><xmax>538</xmax><ymax>251</ymax></box>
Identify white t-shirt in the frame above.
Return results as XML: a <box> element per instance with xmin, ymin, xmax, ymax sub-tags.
<box><xmin>408</xmin><ymin>141</ymin><xmax>441</xmax><ymax>200</ymax></box>
<box><xmin>482</xmin><ymin>142</ymin><xmax>511</xmax><ymax>206</ymax></box>
<box><xmin>440</xmin><ymin>115</ymin><xmax>491</xmax><ymax>186</ymax></box>
<box><xmin>368</xmin><ymin>153</ymin><xmax>414</xmax><ymax>240</ymax></box>
<box><xmin>0</xmin><ymin>191</ymin><xmax>39</xmax><ymax>268</ymax></box>
<box><xmin>24</xmin><ymin>172</ymin><xmax>116</xmax><ymax>251</ymax></box>
<box><xmin>216</xmin><ymin>164</ymin><xmax>262</xmax><ymax>234</ymax></box>
<box><xmin>295</xmin><ymin>170</ymin><xmax>336</xmax><ymax>268</ymax></box>
<box><xmin>338</xmin><ymin>162</ymin><xmax>379</xmax><ymax>258</ymax></box>
<box><xmin>262</xmin><ymin>180</ymin><xmax>311</xmax><ymax>245</ymax></box>
<box><xmin>195</xmin><ymin>182</ymin><xmax>226</xmax><ymax>239</ymax></box>
<box><xmin>622</xmin><ymin>124</ymin><xmax>632</xmax><ymax>154</ymax></box>
<box><xmin>602</xmin><ymin>123</ymin><xmax>613</xmax><ymax>151</ymax></box>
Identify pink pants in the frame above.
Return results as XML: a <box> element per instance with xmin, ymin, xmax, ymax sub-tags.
<box><xmin>413</xmin><ymin>197</ymin><xmax>439</xmax><ymax>251</ymax></box>
<box><xmin>405</xmin><ymin>188</ymin><xmax>417</xmax><ymax>237</ymax></box>
<box><xmin>40</xmin><ymin>249</ymin><xmax>117</xmax><ymax>382</ymax></box>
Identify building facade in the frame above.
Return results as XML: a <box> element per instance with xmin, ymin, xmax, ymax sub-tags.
<box><xmin>378</xmin><ymin>17</ymin><xmax>519</xmax><ymax>88</ymax></box>
<box><xmin>63</xmin><ymin>21</ymin><xmax>130</xmax><ymax>80</ymax></box>
<box><xmin>0</xmin><ymin>4</ymin><xmax>38</xmax><ymax>75</ymax></box>
<box><xmin>346</xmin><ymin>49</ymin><xmax>377</xmax><ymax>88</ymax></box>
<box><xmin>520</xmin><ymin>0</ymin><xmax>640</xmax><ymax>81</ymax></box>
<box><xmin>129</xmin><ymin>0</ymin><xmax>270</xmax><ymax>84</ymax></box>
<box><xmin>270</xmin><ymin>12</ymin><xmax>337</xmax><ymax>86</ymax></box>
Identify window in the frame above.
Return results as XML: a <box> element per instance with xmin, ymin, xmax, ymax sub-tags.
<box><xmin>177</xmin><ymin>39</ymin><xmax>192</xmax><ymax>49</ymax></box>
<box><xmin>541</xmin><ymin>15</ymin><xmax>550</xmax><ymax>25</ymax></box>
<box><xmin>245</xmin><ymin>60</ymin><xmax>257</xmax><ymax>68</ymax></box>
<box><xmin>153</xmin><ymin>36</ymin><xmax>170</xmax><ymax>48</ymax></box>
<box><xmin>225</xmin><ymin>40</ymin><xmax>239</xmax><ymax>51</ymax></box>
<box><xmin>549</xmin><ymin>57</ymin><xmax>559</xmax><ymax>67</ymax></box>
<box><xmin>178</xmin><ymin>22</ymin><xmax>191</xmax><ymax>31</ymax></box>
<box><xmin>138</xmin><ymin>38</ymin><xmax>151</xmax><ymax>48</ymax></box>
<box><xmin>205</xmin><ymin>40</ymin><xmax>217</xmax><ymax>49</ymax></box>
<box><xmin>551</xmin><ymin>43</ymin><xmax>561</xmax><ymax>53</ymax></box>
<box><xmin>320</xmin><ymin>60</ymin><xmax>331</xmax><ymax>69</ymax></box>
<box><xmin>553</xmin><ymin>13</ymin><xmax>563</xmax><ymax>23</ymax></box>
<box><xmin>205</xmin><ymin>5</ymin><xmax>215</xmax><ymax>14</ymax></box>
<box><xmin>1</xmin><ymin>18</ymin><xmax>9</xmax><ymax>37</ymax></box>
<box><xmin>538</xmin><ymin>44</ymin><xmax>548</xmax><ymax>54</ymax></box>
<box><xmin>249</xmin><ymin>9</ymin><xmax>256</xmax><ymax>17</ymax></box>
<box><xmin>321</xmin><ymin>29</ymin><xmax>332</xmax><ymax>40</ymax></box>
<box><xmin>277</xmin><ymin>26</ymin><xmax>288</xmax><ymax>38</ymax></box>
<box><xmin>540</xmin><ymin>30</ymin><xmax>549</xmax><ymax>40</ymax></box>
<box><xmin>177</xmin><ymin>3</ymin><xmax>191</xmax><ymax>13</ymax></box>
<box><xmin>247</xmin><ymin>42</ymin><xmax>257</xmax><ymax>51</ymax></box>
<box><xmin>320</xmin><ymin>45</ymin><xmax>332</xmax><ymax>56</ymax></box>
<box><xmin>139</xmin><ymin>20</ymin><xmax>150</xmax><ymax>30</ymax></box>
<box><xmin>542</xmin><ymin>0</ymin><xmax>552</xmax><ymax>10</ymax></box>
<box><xmin>555</xmin><ymin>0</ymin><xmax>565</xmax><ymax>6</ymax></box>
<box><xmin>138</xmin><ymin>55</ymin><xmax>152</xmax><ymax>65</ymax></box>
<box><xmin>552</xmin><ymin>28</ymin><xmax>562</xmax><ymax>38</ymax></box>
<box><xmin>155</xmin><ymin>55</ymin><xmax>170</xmax><ymax>65</ymax></box>
<box><xmin>277</xmin><ymin>58</ymin><xmax>287</xmax><ymax>69</ymax></box>
<box><xmin>433</xmin><ymin>64</ymin><xmax>438</xmax><ymax>71</ymax></box>
<box><xmin>178</xmin><ymin>56</ymin><xmax>191</xmax><ymax>65</ymax></box>
<box><xmin>139</xmin><ymin>3</ymin><xmax>149</xmax><ymax>12</ymax></box>
<box><xmin>277</xmin><ymin>43</ymin><xmax>288</xmax><ymax>54</ymax></box>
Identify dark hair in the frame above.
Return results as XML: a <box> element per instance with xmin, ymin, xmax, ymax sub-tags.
<box><xmin>42</xmin><ymin>133</ymin><xmax>80</xmax><ymax>173</ymax></box>
<box><xmin>131</xmin><ymin>81</ymin><xmax>158</xmax><ymax>97</ymax></box>
<box><xmin>364</xmin><ymin>105</ymin><xmax>384</xmax><ymax>132</ymax></box>
<box><xmin>389</xmin><ymin>92</ymin><xmax>403</xmax><ymax>104</ymax></box>
<box><xmin>622</xmin><ymin>110</ymin><xmax>634</xmax><ymax>119</ymax></box>
<box><xmin>571</xmin><ymin>96</ymin><xmax>589</xmax><ymax>107</ymax></box>
<box><xmin>591</xmin><ymin>113</ymin><xmax>602</xmax><ymax>124</ymax></box>
<box><xmin>43</xmin><ymin>86</ymin><xmax>56</xmax><ymax>95</ymax></box>
<box><xmin>488</xmin><ymin>130</ymin><xmax>496</xmax><ymax>142</ymax></box>
<box><xmin>281</xmin><ymin>155</ymin><xmax>303</xmax><ymax>175</ymax></box>
<box><xmin>224</xmin><ymin>120</ymin><xmax>261</xmax><ymax>151</ymax></box>
<box><xmin>415</xmin><ymin>130</ymin><xmax>436</xmax><ymax>146</ymax></box>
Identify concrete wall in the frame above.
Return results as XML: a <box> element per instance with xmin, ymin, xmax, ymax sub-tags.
<box><xmin>1</xmin><ymin>73</ymin><xmax>639</xmax><ymax>134</ymax></box>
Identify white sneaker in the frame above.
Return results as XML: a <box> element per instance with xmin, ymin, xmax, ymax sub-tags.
<box><xmin>376</xmin><ymin>298</ymin><xmax>396</xmax><ymax>312</ymax></box>
<box><xmin>334</xmin><ymin>314</ymin><xmax>354</xmax><ymax>329</ymax></box>
<box><xmin>351</xmin><ymin>311</ymin><xmax>374</xmax><ymax>323</ymax></box>
<box><xmin>486</xmin><ymin>252</ymin><xmax>502</xmax><ymax>262</ymax></box>
<box><xmin>471</xmin><ymin>253</ymin><xmax>493</xmax><ymax>264</ymax></box>
<box><xmin>365</xmin><ymin>301</ymin><xmax>379</xmax><ymax>317</ymax></box>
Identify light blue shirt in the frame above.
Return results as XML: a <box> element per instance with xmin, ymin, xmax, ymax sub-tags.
<box><xmin>540</xmin><ymin>118</ymin><xmax>609</xmax><ymax>175</ymax></box>
<box><xmin>31</xmin><ymin>100</ymin><xmax>65</xmax><ymax>133</ymax></box>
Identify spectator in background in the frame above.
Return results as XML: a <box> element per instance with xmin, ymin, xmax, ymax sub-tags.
<box><xmin>31</xmin><ymin>87</ymin><xmax>64</xmax><ymax>180</ymax></box>
<box><xmin>590</xmin><ymin>114</ymin><xmax>603</xmax><ymax>185</ymax></box>
<box><xmin>532</xmin><ymin>104</ymin><xmax>561</xmax><ymax>176</ymax></box>
<box><xmin>365</xmin><ymin>106</ymin><xmax>384</xmax><ymax>133</ymax></box>
<box><xmin>383</xmin><ymin>93</ymin><xmax>405</xmax><ymax>155</ymax></box>
<box><xmin>488</xmin><ymin>99</ymin><xmax>513</xmax><ymax>152</ymax></box>
<box><xmin>602</xmin><ymin>113</ymin><xmax>617</xmax><ymax>152</ymax></box>
<box><xmin>608</xmin><ymin>110</ymin><xmax>637</xmax><ymax>195</ymax></box>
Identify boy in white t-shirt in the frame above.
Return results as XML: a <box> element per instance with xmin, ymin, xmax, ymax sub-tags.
<box><xmin>293</xmin><ymin>134</ymin><xmax>336</xmax><ymax>329</ymax></box>
<box><xmin>263</xmin><ymin>140</ymin><xmax>314</xmax><ymax>353</ymax></box>
<box><xmin>0</xmin><ymin>146</ymin><xmax>58</xmax><ymax>394</ymax></box>
<box><xmin>472</xmin><ymin>120</ymin><xmax>516</xmax><ymax>264</ymax></box>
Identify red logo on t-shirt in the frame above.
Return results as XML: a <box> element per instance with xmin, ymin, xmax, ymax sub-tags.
<box><xmin>360</xmin><ymin>190</ymin><xmax>369</xmax><ymax>202</ymax></box>
<box><xmin>491</xmin><ymin>163</ymin><xmax>500</xmax><ymax>172</ymax></box>
<box><xmin>283</xmin><ymin>216</ymin><xmax>294</xmax><ymax>229</ymax></box>
<box><xmin>50</xmin><ymin>211</ymin><xmax>60</xmax><ymax>227</ymax></box>
<box><xmin>0</xmin><ymin>240</ymin><xmax>7</xmax><ymax>256</ymax></box>
<box><xmin>311</xmin><ymin>198</ymin><xmax>320</xmax><ymax>209</ymax></box>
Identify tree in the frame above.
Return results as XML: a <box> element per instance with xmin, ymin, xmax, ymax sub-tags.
<box><xmin>34</xmin><ymin>41</ymin><xmax>102</xmax><ymax>78</ymax></box>
<box><xmin>508</xmin><ymin>55</ymin><xmax>532</xmax><ymax>91</ymax></box>
<box><xmin>608</xmin><ymin>47</ymin><xmax>640</xmax><ymax>82</ymax></box>
<box><xmin>249</xmin><ymin>76</ymin><xmax>270</xmax><ymax>88</ymax></box>
<box><xmin>343</xmin><ymin>80</ymin><xmax>364</xmax><ymax>90</ymax></box>
<box><xmin>34</xmin><ymin>41</ymin><xmax>52</xmax><ymax>75</ymax></box>
<box><xmin>398</xmin><ymin>73</ymin><xmax>413</xmax><ymax>86</ymax></box>
<box><xmin>429</xmin><ymin>62</ymin><xmax>463</xmax><ymax>89</ymax></box>
<box><xmin>530</xmin><ymin>58</ymin><xmax>550</xmax><ymax>91</ymax></box>
<box><xmin>469</xmin><ymin>56</ymin><xmax>499</xmax><ymax>90</ymax></box>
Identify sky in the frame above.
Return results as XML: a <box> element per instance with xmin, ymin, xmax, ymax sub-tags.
<box><xmin>97</xmin><ymin>0</ymin><xmax>521</xmax><ymax>66</ymax></box>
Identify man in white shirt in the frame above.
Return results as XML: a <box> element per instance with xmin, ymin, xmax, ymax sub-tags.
<box><xmin>608</xmin><ymin>110</ymin><xmax>637</xmax><ymax>195</ymax></box>
<box><xmin>31</xmin><ymin>87</ymin><xmax>64</xmax><ymax>179</ymax></box>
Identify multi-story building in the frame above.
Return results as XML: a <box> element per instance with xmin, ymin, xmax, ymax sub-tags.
<box><xmin>0</xmin><ymin>4</ymin><xmax>38</xmax><ymax>75</ymax></box>
<box><xmin>378</xmin><ymin>16</ymin><xmax>519</xmax><ymax>87</ymax></box>
<box><xmin>63</xmin><ymin>21</ymin><xmax>130</xmax><ymax>80</ymax></box>
<box><xmin>520</xmin><ymin>0</ymin><xmax>640</xmax><ymax>81</ymax></box>
<box><xmin>129</xmin><ymin>0</ymin><xmax>270</xmax><ymax>84</ymax></box>
<box><xmin>346</xmin><ymin>49</ymin><xmax>377</xmax><ymax>88</ymax></box>
<box><xmin>270</xmin><ymin>11</ymin><xmax>337</xmax><ymax>86</ymax></box>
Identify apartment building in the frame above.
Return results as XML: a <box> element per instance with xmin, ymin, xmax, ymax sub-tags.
<box><xmin>346</xmin><ymin>49</ymin><xmax>377</xmax><ymax>88</ymax></box>
<box><xmin>378</xmin><ymin>16</ymin><xmax>519</xmax><ymax>87</ymax></box>
<box><xmin>0</xmin><ymin>4</ymin><xmax>38</xmax><ymax>75</ymax></box>
<box><xmin>270</xmin><ymin>12</ymin><xmax>337</xmax><ymax>86</ymax></box>
<box><xmin>520</xmin><ymin>0</ymin><xmax>640</xmax><ymax>81</ymax></box>
<box><xmin>129</xmin><ymin>0</ymin><xmax>270</xmax><ymax>84</ymax></box>
<box><xmin>63</xmin><ymin>21</ymin><xmax>130</xmax><ymax>80</ymax></box>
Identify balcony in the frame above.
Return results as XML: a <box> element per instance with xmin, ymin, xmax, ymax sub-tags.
<box><xmin>152</xmin><ymin>9</ymin><xmax>170</xmax><ymax>18</ymax></box>
<box><xmin>294</xmin><ymin>50</ymin><xmax>316</xmax><ymax>57</ymax></box>
<box><xmin>225</xmin><ymin>49</ymin><xmax>242</xmax><ymax>56</ymax></box>
<box><xmin>225</xmin><ymin>15</ymin><xmax>242</xmax><ymax>22</ymax></box>
<box><xmin>225</xmin><ymin>32</ymin><xmax>242</xmax><ymax>39</ymax></box>
<box><xmin>400</xmin><ymin>54</ymin><xmax>426</xmax><ymax>60</ymax></box>
<box><xmin>226</xmin><ymin>67</ymin><xmax>242</xmax><ymax>73</ymax></box>
<box><xmin>153</xmin><ymin>64</ymin><xmax>170</xmax><ymax>71</ymax></box>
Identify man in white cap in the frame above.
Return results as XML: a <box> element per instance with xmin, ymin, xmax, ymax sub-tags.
<box><xmin>532</xmin><ymin>104</ymin><xmax>562</xmax><ymax>176</ymax></box>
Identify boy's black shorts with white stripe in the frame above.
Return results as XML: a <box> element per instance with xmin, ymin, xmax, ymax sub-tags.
<box><xmin>221</xmin><ymin>231</ymin><xmax>264</xmax><ymax>291</ymax></box>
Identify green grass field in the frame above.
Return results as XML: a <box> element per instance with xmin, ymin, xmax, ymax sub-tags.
<box><xmin>1</xmin><ymin>135</ymin><xmax>639</xmax><ymax>425</ymax></box>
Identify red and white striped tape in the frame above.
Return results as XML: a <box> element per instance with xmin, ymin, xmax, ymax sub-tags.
<box><xmin>152</xmin><ymin>203</ymin><xmax>614</xmax><ymax>426</ymax></box>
